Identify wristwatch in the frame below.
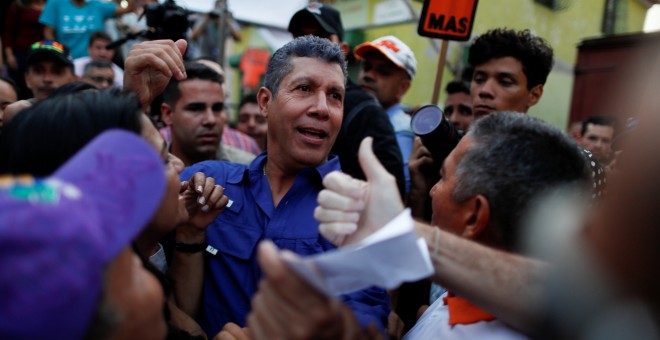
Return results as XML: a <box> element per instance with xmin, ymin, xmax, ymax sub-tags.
<box><xmin>174</xmin><ymin>240</ymin><xmax>207</xmax><ymax>253</ymax></box>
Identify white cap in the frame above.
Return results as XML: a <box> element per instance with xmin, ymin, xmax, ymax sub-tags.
<box><xmin>354</xmin><ymin>35</ymin><xmax>417</xmax><ymax>79</ymax></box>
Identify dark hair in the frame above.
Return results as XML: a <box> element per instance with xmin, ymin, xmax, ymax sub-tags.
<box><xmin>89</xmin><ymin>31</ymin><xmax>112</xmax><ymax>46</ymax></box>
<box><xmin>468</xmin><ymin>28</ymin><xmax>554</xmax><ymax>89</ymax></box>
<box><xmin>162</xmin><ymin>62</ymin><xmax>224</xmax><ymax>107</ymax></box>
<box><xmin>238</xmin><ymin>93</ymin><xmax>258</xmax><ymax>109</ymax></box>
<box><xmin>264</xmin><ymin>35</ymin><xmax>347</xmax><ymax>97</ymax></box>
<box><xmin>84</xmin><ymin>60</ymin><xmax>114</xmax><ymax>75</ymax></box>
<box><xmin>49</xmin><ymin>81</ymin><xmax>99</xmax><ymax>96</ymax></box>
<box><xmin>0</xmin><ymin>76</ymin><xmax>19</xmax><ymax>97</ymax></box>
<box><xmin>453</xmin><ymin>112</ymin><xmax>590</xmax><ymax>250</ymax></box>
<box><xmin>192</xmin><ymin>56</ymin><xmax>217</xmax><ymax>63</ymax></box>
<box><xmin>581</xmin><ymin>115</ymin><xmax>617</xmax><ymax>137</ymax></box>
<box><xmin>0</xmin><ymin>89</ymin><xmax>143</xmax><ymax>176</ymax></box>
<box><xmin>445</xmin><ymin>80</ymin><xmax>470</xmax><ymax>96</ymax></box>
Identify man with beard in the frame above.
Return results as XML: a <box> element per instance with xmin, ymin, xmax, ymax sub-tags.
<box><xmin>161</xmin><ymin>62</ymin><xmax>254</xmax><ymax>166</ymax></box>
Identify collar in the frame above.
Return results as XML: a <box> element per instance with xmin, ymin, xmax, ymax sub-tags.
<box><xmin>386</xmin><ymin>103</ymin><xmax>403</xmax><ymax>117</ymax></box>
<box><xmin>242</xmin><ymin>153</ymin><xmax>341</xmax><ymax>183</ymax></box>
<box><xmin>443</xmin><ymin>293</ymin><xmax>496</xmax><ymax>326</ymax></box>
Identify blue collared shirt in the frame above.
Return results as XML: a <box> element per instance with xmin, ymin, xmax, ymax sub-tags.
<box><xmin>387</xmin><ymin>104</ymin><xmax>414</xmax><ymax>193</ymax></box>
<box><xmin>181</xmin><ymin>154</ymin><xmax>389</xmax><ymax>335</ymax></box>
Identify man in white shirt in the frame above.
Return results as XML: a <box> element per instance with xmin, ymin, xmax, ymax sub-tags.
<box><xmin>73</xmin><ymin>31</ymin><xmax>124</xmax><ymax>89</ymax></box>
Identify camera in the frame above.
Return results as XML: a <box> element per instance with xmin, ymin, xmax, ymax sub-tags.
<box><xmin>410</xmin><ymin>105</ymin><xmax>464</xmax><ymax>177</ymax></box>
<box><xmin>143</xmin><ymin>0</ymin><xmax>190</xmax><ymax>41</ymax></box>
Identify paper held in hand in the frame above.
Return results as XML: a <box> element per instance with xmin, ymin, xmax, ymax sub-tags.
<box><xmin>282</xmin><ymin>209</ymin><xmax>434</xmax><ymax>296</ymax></box>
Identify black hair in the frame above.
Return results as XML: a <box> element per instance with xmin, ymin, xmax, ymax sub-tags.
<box><xmin>84</xmin><ymin>60</ymin><xmax>114</xmax><ymax>75</ymax></box>
<box><xmin>50</xmin><ymin>81</ymin><xmax>98</xmax><ymax>95</ymax></box>
<box><xmin>468</xmin><ymin>28</ymin><xmax>554</xmax><ymax>89</ymax></box>
<box><xmin>445</xmin><ymin>80</ymin><xmax>470</xmax><ymax>96</ymax></box>
<box><xmin>581</xmin><ymin>115</ymin><xmax>617</xmax><ymax>137</ymax></box>
<box><xmin>238</xmin><ymin>93</ymin><xmax>258</xmax><ymax>109</ymax></box>
<box><xmin>162</xmin><ymin>62</ymin><xmax>224</xmax><ymax>107</ymax></box>
<box><xmin>88</xmin><ymin>31</ymin><xmax>112</xmax><ymax>46</ymax></box>
<box><xmin>0</xmin><ymin>89</ymin><xmax>143</xmax><ymax>176</ymax></box>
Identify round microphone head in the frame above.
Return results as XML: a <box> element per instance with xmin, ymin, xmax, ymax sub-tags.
<box><xmin>411</xmin><ymin>105</ymin><xmax>444</xmax><ymax>135</ymax></box>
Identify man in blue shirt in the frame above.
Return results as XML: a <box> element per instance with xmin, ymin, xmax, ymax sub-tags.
<box><xmin>40</xmin><ymin>0</ymin><xmax>135</xmax><ymax>59</ymax></box>
<box><xmin>178</xmin><ymin>36</ymin><xmax>389</xmax><ymax>336</ymax></box>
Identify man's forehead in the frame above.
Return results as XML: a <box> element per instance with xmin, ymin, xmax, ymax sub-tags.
<box><xmin>474</xmin><ymin>56</ymin><xmax>524</xmax><ymax>75</ymax></box>
<box><xmin>89</xmin><ymin>66</ymin><xmax>113</xmax><ymax>73</ymax></box>
<box><xmin>91</xmin><ymin>39</ymin><xmax>111</xmax><ymax>46</ymax></box>
<box><xmin>0</xmin><ymin>81</ymin><xmax>17</xmax><ymax>99</ymax></box>
<box><xmin>364</xmin><ymin>51</ymin><xmax>397</xmax><ymax>67</ymax></box>
<box><xmin>445</xmin><ymin>92</ymin><xmax>471</xmax><ymax>104</ymax></box>
<box><xmin>585</xmin><ymin>123</ymin><xmax>614</xmax><ymax>134</ymax></box>
<box><xmin>288</xmin><ymin>57</ymin><xmax>344</xmax><ymax>83</ymax></box>
<box><xmin>29</xmin><ymin>58</ymin><xmax>70</xmax><ymax>70</ymax></box>
<box><xmin>180</xmin><ymin>78</ymin><xmax>224</xmax><ymax>91</ymax></box>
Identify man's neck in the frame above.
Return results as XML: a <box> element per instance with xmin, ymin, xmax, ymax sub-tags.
<box><xmin>171</xmin><ymin>143</ymin><xmax>212</xmax><ymax>167</ymax></box>
<box><xmin>384</xmin><ymin>101</ymin><xmax>401</xmax><ymax>112</ymax></box>
<box><xmin>263</xmin><ymin>160</ymin><xmax>297</xmax><ymax>208</ymax></box>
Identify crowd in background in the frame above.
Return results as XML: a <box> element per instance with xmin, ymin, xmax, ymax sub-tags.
<box><xmin>0</xmin><ymin>1</ymin><xmax>657</xmax><ymax>339</ymax></box>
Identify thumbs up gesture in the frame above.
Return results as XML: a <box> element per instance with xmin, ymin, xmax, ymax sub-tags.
<box><xmin>315</xmin><ymin>137</ymin><xmax>404</xmax><ymax>246</ymax></box>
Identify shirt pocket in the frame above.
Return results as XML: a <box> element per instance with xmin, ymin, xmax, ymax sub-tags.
<box><xmin>206</xmin><ymin>218</ymin><xmax>262</xmax><ymax>260</ymax></box>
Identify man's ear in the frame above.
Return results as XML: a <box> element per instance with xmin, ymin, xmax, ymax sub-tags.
<box><xmin>460</xmin><ymin>194</ymin><xmax>491</xmax><ymax>240</ymax></box>
<box><xmin>527</xmin><ymin>84</ymin><xmax>543</xmax><ymax>108</ymax></box>
<box><xmin>397</xmin><ymin>77</ymin><xmax>412</xmax><ymax>98</ymax></box>
<box><xmin>339</xmin><ymin>42</ymin><xmax>350</xmax><ymax>57</ymax></box>
<box><xmin>161</xmin><ymin>102</ymin><xmax>174</xmax><ymax>126</ymax></box>
<box><xmin>257</xmin><ymin>87</ymin><xmax>272</xmax><ymax>118</ymax></box>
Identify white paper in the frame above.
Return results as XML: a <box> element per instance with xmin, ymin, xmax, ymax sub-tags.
<box><xmin>282</xmin><ymin>209</ymin><xmax>434</xmax><ymax>296</ymax></box>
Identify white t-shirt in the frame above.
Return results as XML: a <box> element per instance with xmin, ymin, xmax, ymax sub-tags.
<box><xmin>403</xmin><ymin>293</ymin><xmax>528</xmax><ymax>340</ymax></box>
<box><xmin>73</xmin><ymin>56</ymin><xmax>124</xmax><ymax>89</ymax></box>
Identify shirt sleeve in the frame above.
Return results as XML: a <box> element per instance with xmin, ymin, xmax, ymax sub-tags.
<box><xmin>96</xmin><ymin>1</ymin><xmax>117</xmax><ymax>19</ymax></box>
<box><xmin>39</xmin><ymin>0</ymin><xmax>57</xmax><ymax>27</ymax></box>
<box><xmin>340</xmin><ymin>286</ymin><xmax>390</xmax><ymax>332</ymax></box>
<box><xmin>396</xmin><ymin>130</ymin><xmax>415</xmax><ymax>194</ymax></box>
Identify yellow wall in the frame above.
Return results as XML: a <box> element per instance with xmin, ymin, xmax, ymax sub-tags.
<box><xmin>361</xmin><ymin>0</ymin><xmax>648</xmax><ymax>129</ymax></box>
<box><xmin>229</xmin><ymin>0</ymin><xmax>649</xmax><ymax>129</ymax></box>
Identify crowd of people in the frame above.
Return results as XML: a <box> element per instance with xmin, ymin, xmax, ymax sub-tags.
<box><xmin>0</xmin><ymin>1</ymin><xmax>657</xmax><ymax>339</ymax></box>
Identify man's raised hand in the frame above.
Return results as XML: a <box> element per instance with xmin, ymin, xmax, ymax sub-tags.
<box><xmin>123</xmin><ymin>39</ymin><xmax>187</xmax><ymax>110</ymax></box>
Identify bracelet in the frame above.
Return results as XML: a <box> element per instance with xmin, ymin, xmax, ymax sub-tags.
<box><xmin>174</xmin><ymin>240</ymin><xmax>207</xmax><ymax>253</ymax></box>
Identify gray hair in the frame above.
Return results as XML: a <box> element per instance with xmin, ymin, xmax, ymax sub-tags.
<box><xmin>453</xmin><ymin>112</ymin><xmax>591</xmax><ymax>250</ymax></box>
<box><xmin>264</xmin><ymin>35</ymin><xmax>347</xmax><ymax>97</ymax></box>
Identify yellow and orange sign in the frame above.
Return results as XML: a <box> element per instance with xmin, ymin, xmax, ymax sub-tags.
<box><xmin>417</xmin><ymin>0</ymin><xmax>479</xmax><ymax>41</ymax></box>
